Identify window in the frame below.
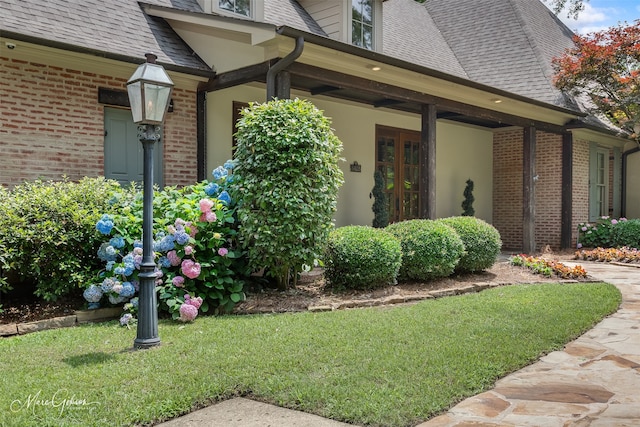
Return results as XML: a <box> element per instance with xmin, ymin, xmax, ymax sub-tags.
<box><xmin>352</xmin><ymin>0</ymin><xmax>374</xmax><ymax>49</ymax></box>
<box><xmin>589</xmin><ymin>144</ymin><xmax>610</xmax><ymax>221</ymax></box>
<box><xmin>218</xmin><ymin>0</ymin><xmax>251</xmax><ymax>17</ymax></box>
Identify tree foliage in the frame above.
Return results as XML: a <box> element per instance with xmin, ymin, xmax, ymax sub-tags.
<box><xmin>553</xmin><ymin>20</ymin><xmax>640</xmax><ymax>141</ymax></box>
<box><xmin>461</xmin><ymin>179</ymin><xmax>475</xmax><ymax>217</ymax></box>
<box><xmin>232</xmin><ymin>99</ymin><xmax>344</xmax><ymax>289</ymax></box>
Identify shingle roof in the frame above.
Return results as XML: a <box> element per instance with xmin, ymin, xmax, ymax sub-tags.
<box><xmin>263</xmin><ymin>0</ymin><xmax>327</xmax><ymax>36</ymax></box>
<box><xmin>422</xmin><ymin>0</ymin><xmax>575</xmax><ymax>108</ymax></box>
<box><xmin>0</xmin><ymin>0</ymin><xmax>211</xmax><ymax>73</ymax></box>
<box><xmin>382</xmin><ymin>0</ymin><xmax>468</xmax><ymax>79</ymax></box>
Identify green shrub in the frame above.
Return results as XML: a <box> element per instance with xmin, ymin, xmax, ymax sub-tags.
<box><xmin>611</xmin><ymin>218</ymin><xmax>640</xmax><ymax>249</ymax></box>
<box><xmin>325</xmin><ymin>226</ymin><xmax>401</xmax><ymax>290</ymax></box>
<box><xmin>232</xmin><ymin>99</ymin><xmax>344</xmax><ymax>289</ymax></box>
<box><xmin>438</xmin><ymin>216</ymin><xmax>502</xmax><ymax>272</ymax></box>
<box><xmin>386</xmin><ymin>219</ymin><xmax>464</xmax><ymax>281</ymax></box>
<box><xmin>372</xmin><ymin>170</ymin><xmax>389</xmax><ymax>228</ymax></box>
<box><xmin>577</xmin><ymin>216</ymin><xmax>618</xmax><ymax>248</ymax></box>
<box><xmin>0</xmin><ymin>177</ymin><xmax>125</xmax><ymax>300</ymax></box>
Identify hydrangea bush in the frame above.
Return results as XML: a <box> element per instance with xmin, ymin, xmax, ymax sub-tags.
<box><xmin>85</xmin><ymin>162</ymin><xmax>248</xmax><ymax>322</ymax></box>
<box><xmin>577</xmin><ymin>216</ymin><xmax>627</xmax><ymax>248</ymax></box>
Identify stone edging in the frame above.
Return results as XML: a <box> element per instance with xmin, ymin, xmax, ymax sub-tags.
<box><xmin>0</xmin><ymin>307</ymin><xmax>122</xmax><ymax>338</ymax></box>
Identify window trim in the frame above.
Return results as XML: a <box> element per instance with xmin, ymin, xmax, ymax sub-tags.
<box><xmin>214</xmin><ymin>0</ymin><xmax>261</xmax><ymax>19</ymax></box>
<box><xmin>349</xmin><ymin>0</ymin><xmax>382</xmax><ymax>51</ymax></box>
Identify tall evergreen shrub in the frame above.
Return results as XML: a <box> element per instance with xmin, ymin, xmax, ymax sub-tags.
<box><xmin>232</xmin><ymin>99</ymin><xmax>344</xmax><ymax>289</ymax></box>
<box><xmin>372</xmin><ymin>170</ymin><xmax>389</xmax><ymax>228</ymax></box>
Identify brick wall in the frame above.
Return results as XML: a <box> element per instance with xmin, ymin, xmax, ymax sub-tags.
<box><xmin>572</xmin><ymin>139</ymin><xmax>590</xmax><ymax>246</ymax></box>
<box><xmin>493</xmin><ymin>129</ymin><xmax>566</xmax><ymax>251</ymax></box>
<box><xmin>0</xmin><ymin>56</ymin><xmax>198</xmax><ymax>188</ymax></box>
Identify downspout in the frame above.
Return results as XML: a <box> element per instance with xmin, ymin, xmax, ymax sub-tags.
<box><xmin>266</xmin><ymin>34</ymin><xmax>304</xmax><ymax>101</ymax></box>
<box><xmin>621</xmin><ymin>146</ymin><xmax>639</xmax><ymax>217</ymax></box>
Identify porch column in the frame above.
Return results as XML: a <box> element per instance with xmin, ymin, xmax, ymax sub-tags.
<box><xmin>420</xmin><ymin>104</ymin><xmax>437</xmax><ymax>219</ymax></box>
<box><xmin>523</xmin><ymin>126</ymin><xmax>536</xmax><ymax>253</ymax></box>
<box><xmin>561</xmin><ymin>132</ymin><xmax>573</xmax><ymax>249</ymax></box>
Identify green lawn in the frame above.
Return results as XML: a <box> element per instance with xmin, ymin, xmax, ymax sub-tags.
<box><xmin>0</xmin><ymin>282</ymin><xmax>620</xmax><ymax>427</ymax></box>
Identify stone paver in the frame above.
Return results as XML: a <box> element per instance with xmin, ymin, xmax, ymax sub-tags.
<box><xmin>417</xmin><ymin>261</ymin><xmax>640</xmax><ymax>427</ymax></box>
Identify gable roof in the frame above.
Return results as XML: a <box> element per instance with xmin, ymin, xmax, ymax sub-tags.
<box><xmin>0</xmin><ymin>0</ymin><xmax>212</xmax><ymax>75</ymax></box>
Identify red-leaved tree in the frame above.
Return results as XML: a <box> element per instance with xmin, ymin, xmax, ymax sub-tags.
<box><xmin>552</xmin><ymin>20</ymin><xmax>640</xmax><ymax>142</ymax></box>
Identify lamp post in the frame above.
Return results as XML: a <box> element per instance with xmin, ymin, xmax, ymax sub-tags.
<box><xmin>126</xmin><ymin>53</ymin><xmax>174</xmax><ymax>349</ymax></box>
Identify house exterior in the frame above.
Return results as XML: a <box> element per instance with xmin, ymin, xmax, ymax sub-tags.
<box><xmin>1</xmin><ymin>0</ymin><xmax>636</xmax><ymax>252</ymax></box>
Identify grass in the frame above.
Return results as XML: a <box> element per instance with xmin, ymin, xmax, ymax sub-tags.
<box><xmin>0</xmin><ymin>282</ymin><xmax>620</xmax><ymax>427</ymax></box>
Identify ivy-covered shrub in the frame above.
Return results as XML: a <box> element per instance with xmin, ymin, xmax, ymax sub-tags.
<box><xmin>232</xmin><ymin>99</ymin><xmax>344</xmax><ymax>289</ymax></box>
<box><xmin>438</xmin><ymin>216</ymin><xmax>502</xmax><ymax>272</ymax></box>
<box><xmin>87</xmin><ymin>162</ymin><xmax>248</xmax><ymax>321</ymax></box>
<box><xmin>611</xmin><ymin>218</ymin><xmax>640</xmax><ymax>249</ymax></box>
<box><xmin>372</xmin><ymin>170</ymin><xmax>389</xmax><ymax>228</ymax></box>
<box><xmin>325</xmin><ymin>226</ymin><xmax>401</xmax><ymax>290</ymax></box>
<box><xmin>0</xmin><ymin>177</ymin><xmax>124</xmax><ymax>301</ymax></box>
<box><xmin>386</xmin><ymin>219</ymin><xmax>464</xmax><ymax>281</ymax></box>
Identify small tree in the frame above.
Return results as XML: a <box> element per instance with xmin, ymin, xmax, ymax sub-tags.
<box><xmin>461</xmin><ymin>179</ymin><xmax>475</xmax><ymax>216</ymax></box>
<box><xmin>232</xmin><ymin>99</ymin><xmax>344</xmax><ymax>289</ymax></box>
<box><xmin>372</xmin><ymin>170</ymin><xmax>389</xmax><ymax>228</ymax></box>
<box><xmin>553</xmin><ymin>21</ymin><xmax>640</xmax><ymax>141</ymax></box>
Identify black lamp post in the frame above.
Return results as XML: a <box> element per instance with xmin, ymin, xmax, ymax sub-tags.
<box><xmin>126</xmin><ymin>53</ymin><xmax>174</xmax><ymax>349</ymax></box>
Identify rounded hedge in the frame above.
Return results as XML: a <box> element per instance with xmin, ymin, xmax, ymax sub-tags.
<box><xmin>438</xmin><ymin>216</ymin><xmax>502</xmax><ymax>272</ymax></box>
<box><xmin>325</xmin><ymin>225</ymin><xmax>402</xmax><ymax>290</ymax></box>
<box><xmin>386</xmin><ymin>219</ymin><xmax>464</xmax><ymax>281</ymax></box>
<box><xmin>611</xmin><ymin>219</ymin><xmax>640</xmax><ymax>249</ymax></box>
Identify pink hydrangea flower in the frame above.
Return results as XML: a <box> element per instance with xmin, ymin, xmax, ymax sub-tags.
<box><xmin>179</xmin><ymin>303</ymin><xmax>198</xmax><ymax>322</ymax></box>
<box><xmin>218</xmin><ymin>247</ymin><xmax>228</xmax><ymax>257</ymax></box>
<box><xmin>184</xmin><ymin>245</ymin><xmax>194</xmax><ymax>256</ymax></box>
<box><xmin>577</xmin><ymin>243</ymin><xmax>583</xmax><ymax>249</ymax></box>
<box><xmin>167</xmin><ymin>250</ymin><xmax>181</xmax><ymax>266</ymax></box>
<box><xmin>181</xmin><ymin>259</ymin><xmax>201</xmax><ymax>279</ymax></box>
<box><xmin>199</xmin><ymin>198</ymin><xmax>214</xmax><ymax>213</ymax></box>
<box><xmin>185</xmin><ymin>294</ymin><xmax>203</xmax><ymax>309</ymax></box>
<box><xmin>133</xmin><ymin>247</ymin><xmax>143</xmax><ymax>256</ymax></box>
<box><xmin>172</xmin><ymin>276</ymin><xmax>185</xmax><ymax>287</ymax></box>
<box><xmin>200</xmin><ymin>211</ymin><xmax>217</xmax><ymax>223</ymax></box>
<box><xmin>611</xmin><ymin>219</ymin><xmax>618</xmax><ymax>225</ymax></box>
<box><xmin>187</xmin><ymin>222</ymin><xmax>198</xmax><ymax>237</ymax></box>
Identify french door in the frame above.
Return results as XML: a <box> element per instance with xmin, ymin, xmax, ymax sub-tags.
<box><xmin>375</xmin><ymin>126</ymin><xmax>421</xmax><ymax>222</ymax></box>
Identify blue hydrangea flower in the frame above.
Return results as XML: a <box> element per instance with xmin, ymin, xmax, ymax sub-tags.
<box><xmin>133</xmin><ymin>240</ymin><xmax>143</xmax><ymax>249</ymax></box>
<box><xmin>122</xmin><ymin>254</ymin><xmax>135</xmax><ymax>268</ymax></box>
<box><xmin>95</xmin><ymin>214</ymin><xmax>114</xmax><ymax>235</ymax></box>
<box><xmin>218</xmin><ymin>190</ymin><xmax>231</xmax><ymax>205</ymax></box>
<box><xmin>212</xmin><ymin>166</ymin><xmax>228</xmax><ymax>180</ymax></box>
<box><xmin>158</xmin><ymin>256</ymin><xmax>171</xmax><ymax>268</ymax></box>
<box><xmin>114</xmin><ymin>266</ymin><xmax>126</xmax><ymax>275</ymax></box>
<box><xmin>105</xmin><ymin>261</ymin><xmax>115</xmax><ymax>271</ymax></box>
<box><xmin>83</xmin><ymin>284</ymin><xmax>103</xmax><ymax>303</ymax></box>
<box><xmin>109</xmin><ymin>236</ymin><xmax>125</xmax><ymax>249</ymax></box>
<box><xmin>87</xmin><ymin>302</ymin><xmax>101</xmax><ymax>310</ymax></box>
<box><xmin>97</xmin><ymin>243</ymin><xmax>118</xmax><ymax>262</ymax></box>
<box><xmin>225</xmin><ymin>174</ymin><xmax>235</xmax><ymax>184</ymax></box>
<box><xmin>101</xmin><ymin>277</ymin><xmax>117</xmax><ymax>293</ymax></box>
<box><xmin>120</xmin><ymin>313</ymin><xmax>133</xmax><ymax>326</ymax></box>
<box><xmin>120</xmin><ymin>282</ymin><xmax>136</xmax><ymax>298</ymax></box>
<box><xmin>174</xmin><ymin>231</ymin><xmax>190</xmax><ymax>246</ymax></box>
<box><xmin>204</xmin><ymin>182</ymin><xmax>220</xmax><ymax>197</ymax></box>
<box><xmin>154</xmin><ymin>234</ymin><xmax>175</xmax><ymax>252</ymax></box>
<box><xmin>124</xmin><ymin>266</ymin><xmax>135</xmax><ymax>276</ymax></box>
<box><xmin>130</xmin><ymin>297</ymin><xmax>139</xmax><ymax>308</ymax></box>
<box><xmin>223</xmin><ymin>159</ymin><xmax>236</xmax><ymax>170</ymax></box>
<box><xmin>108</xmin><ymin>294</ymin><xmax>126</xmax><ymax>305</ymax></box>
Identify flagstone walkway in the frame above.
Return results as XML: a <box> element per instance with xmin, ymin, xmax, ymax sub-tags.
<box><xmin>418</xmin><ymin>261</ymin><xmax>640</xmax><ymax>427</ymax></box>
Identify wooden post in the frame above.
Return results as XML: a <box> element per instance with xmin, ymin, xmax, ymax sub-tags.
<box><xmin>561</xmin><ymin>132</ymin><xmax>573</xmax><ymax>249</ymax></box>
<box><xmin>523</xmin><ymin>126</ymin><xmax>536</xmax><ymax>254</ymax></box>
<box><xmin>421</xmin><ymin>104</ymin><xmax>437</xmax><ymax>219</ymax></box>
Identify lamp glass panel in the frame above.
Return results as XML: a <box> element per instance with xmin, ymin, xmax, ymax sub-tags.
<box><xmin>143</xmin><ymin>84</ymin><xmax>172</xmax><ymax>123</ymax></box>
<box><xmin>127</xmin><ymin>81</ymin><xmax>143</xmax><ymax>123</ymax></box>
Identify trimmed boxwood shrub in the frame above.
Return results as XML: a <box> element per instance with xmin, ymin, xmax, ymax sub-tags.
<box><xmin>438</xmin><ymin>216</ymin><xmax>502</xmax><ymax>272</ymax></box>
<box><xmin>611</xmin><ymin>219</ymin><xmax>640</xmax><ymax>249</ymax></box>
<box><xmin>0</xmin><ymin>177</ymin><xmax>125</xmax><ymax>301</ymax></box>
<box><xmin>325</xmin><ymin>226</ymin><xmax>402</xmax><ymax>290</ymax></box>
<box><xmin>386</xmin><ymin>219</ymin><xmax>464</xmax><ymax>281</ymax></box>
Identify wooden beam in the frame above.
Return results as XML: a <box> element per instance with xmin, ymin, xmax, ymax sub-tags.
<box><xmin>561</xmin><ymin>132</ymin><xmax>573</xmax><ymax>249</ymax></box>
<box><xmin>374</xmin><ymin>99</ymin><xmax>404</xmax><ymax>108</ymax></box>
<box><xmin>421</xmin><ymin>104</ymin><xmax>437</xmax><ymax>219</ymax></box>
<box><xmin>523</xmin><ymin>126</ymin><xmax>536</xmax><ymax>254</ymax></box>
<box><xmin>310</xmin><ymin>85</ymin><xmax>340</xmax><ymax>95</ymax></box>
<box><xmin>287</xmin><ymin>62</ymin><xmax>567</xmax><ymax>133</ymax></box>
<box><xmin>199</xmin><ymin>60</ymin><xmax>275</xmax><ymax>92</ymax></box>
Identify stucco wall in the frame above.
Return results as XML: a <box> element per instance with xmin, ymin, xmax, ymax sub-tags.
<box><xmin>206</xmin><ymin>85</ymin><xmax>494</xmax><ymax>227</ymax></box>
<box><xmin>0</xmin><ymin>56</ymin><xmax>199</xmax><ymax>188</ymax></box>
